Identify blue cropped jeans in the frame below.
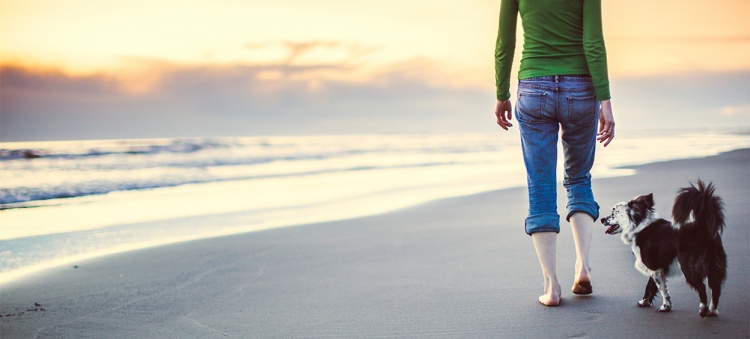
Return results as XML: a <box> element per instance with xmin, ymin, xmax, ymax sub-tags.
<box><xmin>516</xmin><ymin>75</ymin><xmax>600</xmax><ymax>235</ymax></box>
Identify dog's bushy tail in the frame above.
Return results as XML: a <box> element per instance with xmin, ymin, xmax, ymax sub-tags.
<box><xmin>673</xmin><ymin>179</ymin><xmax>725</xmax><ymax>238</ymax></box>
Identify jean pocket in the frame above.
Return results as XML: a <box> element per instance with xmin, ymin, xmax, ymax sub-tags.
<box><xmin>565</xmin><ymin>94</ymin><xmax>597</xmax><ymax>127</ymax></box>
<box><xmin>516</xmin><ymin>91</ymin><xmax>546</xmax><ymax>124</ymax></box>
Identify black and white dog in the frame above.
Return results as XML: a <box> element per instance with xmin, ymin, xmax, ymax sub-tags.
<box><xmin>601</xmin><ymin>180</ymin><xmax>727</xmax><ymax>317</ymax></box>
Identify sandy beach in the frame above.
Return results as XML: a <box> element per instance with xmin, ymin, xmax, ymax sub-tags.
<box><xmin>1</xmin><ymin>148</ymin><xmax>748</xmax><ymax>338</ymax></box>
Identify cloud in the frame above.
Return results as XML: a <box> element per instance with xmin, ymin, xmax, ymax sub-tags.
<box><xmin>720</xmin><ymin>104</ymin><xmax>750</xmax><ymax>117</ymax></box>
<box><xmin>242</xmin><ymin>40</ymin><xmax>380</xmax><ymax>69</ymax></box>
<box><xmin>0</xmin><ymin>57</ymin><xmax>495</xmax><ymax>141</ymax></box>
<box><xmin>2</xmin><ymin>54</ymin><xmax>748</xmax><ymax>142</ymax></box>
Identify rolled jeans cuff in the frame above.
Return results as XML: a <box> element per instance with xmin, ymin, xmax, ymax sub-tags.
<box><xmin>525</xmin><ymin>213</ymin><xmax>560</xmax><ymax>235</ymax></box>
<box><xmin>565</xmin><ymin>201</ymin><xmax>600</xmax><ymax>222</ymax></box>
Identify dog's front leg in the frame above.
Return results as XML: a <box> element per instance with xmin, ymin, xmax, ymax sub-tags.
<box><xmin>653</xmin><ymin>273</ymin><xmax>672</xmax><ymax>312</ymax></box>
<box><xmin>638</xmin><ymin>277</ymin><xmax>658</xmax><ymax>307</ymax></box>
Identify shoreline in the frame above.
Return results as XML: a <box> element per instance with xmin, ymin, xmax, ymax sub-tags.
<box><xmin>1</xmin><ymin>148</ymin><xmax>748</xmax><ymax>337</ymax></box>
<box><xmin>0</xmin><ymin>148</ymin><xmax>747</xmax><ymax>286</ymax></box>
<box><xmin>0</xmin><ymin>147</ymin><xmax>742</xmax><ymax>286</ymax></box>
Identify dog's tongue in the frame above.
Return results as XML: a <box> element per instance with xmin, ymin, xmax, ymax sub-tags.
<box><xmin>605</xmin><ymin>225</ymin><xmax>618</xmax><ymax>234</ymax></box>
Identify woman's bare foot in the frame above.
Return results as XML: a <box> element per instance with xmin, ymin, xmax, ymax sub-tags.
<box><xmin>531</xmin><ymin>232</ymin><xmax>560</xmax><ymax>306</ymax></box>
<box><xmin>572</xmin><ymin>260</ymin><xmax>592</xmax><ymax>295</ymax></box>
<box><xmin>569</xmin><ymin>213</ymin><xmax>593</xmax><ymax>294</ymax></box>
<box><xmin>539</xmin><ymin>278</ymin><xmax>562</xmax><ymax>306</ymax></box>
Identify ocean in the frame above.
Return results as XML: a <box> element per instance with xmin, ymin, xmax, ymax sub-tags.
<box><xmin>1</xmin><ymin>130</ymin><xmax>749</xmax><ymax>284</ymax></box>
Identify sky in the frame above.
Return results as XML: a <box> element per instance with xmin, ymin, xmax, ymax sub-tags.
<box><xmin>1</xmin><ymin>0</ymin><xmax>748</xmax><ymax>141</ymax></box>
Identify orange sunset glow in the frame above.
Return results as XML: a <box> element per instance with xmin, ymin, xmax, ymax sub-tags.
<box><xmin>1</xmin><ymin>0</ymin><xmax>748</xmax><ymax>141</ymax></box>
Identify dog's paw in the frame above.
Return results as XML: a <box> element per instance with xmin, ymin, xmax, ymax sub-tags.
<box><xmin>637</xmin><ymin>299</ymin><xmax>652</xmax><ymax>307</ymax></box>
<box><xmin>657</xmin><ymin>305</ymin><xmax>672</xmax><ymax>312</ymax></box>
<box><xmin>707</xmin><ymin>302</ymin><xmax>720</xmax><ymax>317</ymax></box>
<box><xmin>699</xmin><ymin>303</ymin><xmax>710</xmax><ymax>317</ymax></box>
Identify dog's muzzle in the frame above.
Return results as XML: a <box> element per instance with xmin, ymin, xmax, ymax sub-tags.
<box><xmin>601</xmin><ymin>216</ymin><xmax>622</xmax><ymax>235</ymax></box>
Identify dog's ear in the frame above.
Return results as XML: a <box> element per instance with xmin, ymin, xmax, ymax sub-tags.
<box><xmin>629</xmin><ymin>193</ymin><xmax>655</xmax><ymax>209</ymax></box>
<box><xmin>643</xmin><ymin>193</ymin><xmax>654</xmax><ymax>207</ymax></box>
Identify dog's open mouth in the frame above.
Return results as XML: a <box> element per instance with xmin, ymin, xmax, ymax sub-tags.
<box><xmin>604</xmin><ymin>223</ymin><xmax>621</xmax><ymax>234</ymax></box>
<box><xmin>601</xmin><ymin>216</ymin><xmax>622</xmax><ymax>234</ymax></box>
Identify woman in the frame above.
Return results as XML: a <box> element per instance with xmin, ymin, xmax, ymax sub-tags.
<box><xmin>494</xmin><ymin>0</ymin><xmax>615</xmax><ymax>306</ymax></box>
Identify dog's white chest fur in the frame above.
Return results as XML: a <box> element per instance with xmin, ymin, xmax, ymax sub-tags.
<box><xmin>630</xmin><ymin>243</ymin><xmax>652</xmax><ymax>276</ymax></box>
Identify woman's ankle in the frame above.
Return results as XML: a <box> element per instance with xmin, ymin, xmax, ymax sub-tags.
<box><xmin>539</xmin><ymin>281</ymin><xmax>561</xmax><ymax>306</ymax></box>
<box><xmin>575</xmin><ymin>260</ymin><xmax>591</xmax><ymax>279</ymax></box>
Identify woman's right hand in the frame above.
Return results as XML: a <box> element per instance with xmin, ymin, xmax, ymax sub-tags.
<box><xmin>596</xmin><ymin>99</ymin><xmax>615</xmax><ymax>147</ymax></box>
<box><xmin>495</xmin><ymin>100</ymin><xmax>513</xmax><ymax>130</ymax></box>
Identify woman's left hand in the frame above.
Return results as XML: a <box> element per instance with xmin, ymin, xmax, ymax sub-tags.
<box><xmin>596</xmin><ymin>100</ymin><xmax>615</xmax><ymax>147</ymax></box>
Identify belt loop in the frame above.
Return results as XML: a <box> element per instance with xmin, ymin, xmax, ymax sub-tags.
<box><xmin>554</xmin><ymin>75</ymin><xmax>560</xmax><ymax>83</ymax></box>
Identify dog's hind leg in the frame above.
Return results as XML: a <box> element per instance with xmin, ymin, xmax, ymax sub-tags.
<box><xmin>684</xmin><ymin>274</ymin><xmax>709</xmax><ymax>317</ymax></box>
<box><xmin>638</xmin><ymin>277</ymin><xmax>658</xmax><ymax>307</ymax></box>
<box><xmin>680</xmin><ymin>253</ymin><xmax>710</xmax><ymax>317</ymax></box>
<box><xmin>653</xmin><ymin>273</ymin><xmax>672</xmax><ymax>312</ymax></box>
<box><xmin>707</xmin><ymin>273</ymin><xmax>723</xmax><ymax>317</ymax></box>
<box><xmin>707</xmin><ymin>250</ymin><xmax>727</xmax><ymax>317</ymax></box>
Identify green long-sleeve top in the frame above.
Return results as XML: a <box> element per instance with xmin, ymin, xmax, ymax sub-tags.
<box><xmin>495</xmin><ymin>0</ymin><xmax>611</xmax><ymax>101</ymax></box>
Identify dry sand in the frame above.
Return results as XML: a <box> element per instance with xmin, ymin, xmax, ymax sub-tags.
<box><xmin>1</xmin><ymin>149</ymin><xmax>748</xmax><ymax>338</ymax></box>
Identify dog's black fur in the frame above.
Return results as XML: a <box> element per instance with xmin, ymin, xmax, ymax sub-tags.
<box><xmin>601</xmin><ymin>180</ymin><xmax>727</xmax><ymax>317</ymax></box>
